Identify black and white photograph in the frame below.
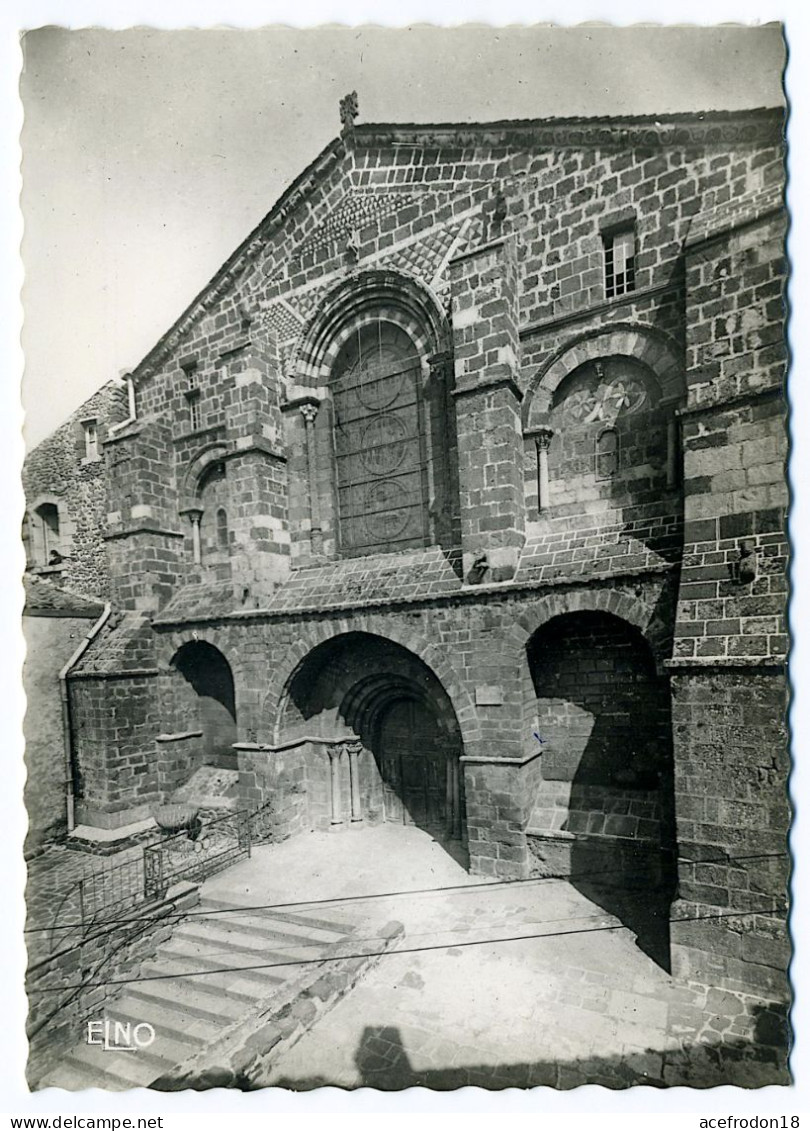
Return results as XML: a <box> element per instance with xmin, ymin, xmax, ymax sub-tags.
<box><xmin>9</xmin><ymin>11</ymin><xmax>802</xmax><ymax>1108</ymax></box>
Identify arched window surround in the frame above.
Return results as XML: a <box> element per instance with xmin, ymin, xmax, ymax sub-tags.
<box><xmin>289</xmin><ymin>271</ymin><xmax>456</xmax><ymax>561</ymax></box>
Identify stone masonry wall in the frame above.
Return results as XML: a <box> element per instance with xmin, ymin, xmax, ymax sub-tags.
<box><xmin>667</xmin><ymin>202</ymin><xmax>788</xmax><ymax>1000</ymax></box>
<box><xmin>23</xmin><ymin>615</ymin><xmax>94</xmax><ymax>855</ymax></box>
<box><xmin>669</xmin><ymin>670</ymin><xmax>789</xmax><ymax>1004</ymax></box>
<box><xmin>23</xmin><ymin>381</ymin><xmax>127</xmax><ymax>600</ymax></box>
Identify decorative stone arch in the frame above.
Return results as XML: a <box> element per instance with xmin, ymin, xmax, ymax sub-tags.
<box><xmin>155</xmin><ymin>628</ymin><xmax>249</xmax><ymax>722</ymax></box>
<box><xmin>291</xmin><ymin>269</ymin><xmax>451</xmax><ymax>385</ymax></box>
<box><xmin>523</xmin><ymin>323</ymin><xmax>683</xmax><ymax>430</ymax></box>
<box><xmin>155</xmin><ymin>627</ymin><xmax>245</xmax><ymax>680</ymax></box>
<box><xmin>264</xmin><ymin>619</ymin><xmax>481</xmax><ymax>751</ymax></box>
<box><xmin>178</xmin><ymin>443</ymin><xmax>230</xmax><ymax>512</ymax></box>
<box><xmin>508</xmin><ymin>585</ymin><xmax>672</xmax><ymax>673</ymax></box>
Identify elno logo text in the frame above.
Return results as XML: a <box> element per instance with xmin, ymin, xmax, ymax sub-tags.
<box><xmin>86</xmin><ymin>1019</ymin><xmax>156</xmax><ymax>1052</ymax></box>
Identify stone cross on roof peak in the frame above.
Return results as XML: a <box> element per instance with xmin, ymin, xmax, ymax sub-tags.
<box><xmin>340</xmin><ymin>91</ymin><xmax>359</xmax><ymax>134</ymax></box>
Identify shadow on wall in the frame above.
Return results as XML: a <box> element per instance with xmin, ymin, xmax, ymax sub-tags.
<box><xmin>171</xmin><ymin>640</ymin><xmax>237</xmax><ymax>769</ymax></box>
<box><xmin>527</xmin><ymin>608</ymin><xmax>678</xmax><ymax>971</ymax></box>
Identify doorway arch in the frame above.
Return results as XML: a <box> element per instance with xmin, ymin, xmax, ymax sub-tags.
<box><xmin>279</xmin><ymin>632</ymin><xmax>465</xmax><ymax>843</ymax></box>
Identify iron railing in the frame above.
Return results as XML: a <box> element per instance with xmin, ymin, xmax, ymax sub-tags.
<box><xmin>46</xmin><ymin>804</ymin><xmax>275</xmax><ymax>952</ymax></box>
<box><xmin>143</xmin><ymin>808</ymin><xmax>252</xmax><ymax>902</ymax></box>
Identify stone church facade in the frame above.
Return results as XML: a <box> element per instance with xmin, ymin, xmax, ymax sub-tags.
<box><xmin>25</xmin><ymin>104</ymin><xmax>788</xmax><ymax>1011</ymax></box>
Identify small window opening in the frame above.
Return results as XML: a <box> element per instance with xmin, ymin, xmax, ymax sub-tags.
<box><xmin>35</xmin><ymin>502</ymin><xmax>61</xmax><ymax>565</ymax></box>
<box><xmin>216</xmin><ymin>507</ymin><xmax>228</xmax><ymax>551</ymax></box>
<box><xmin>188</xmin><ymin>392</ymin><xmax>202</xmax><ymax>432</ymax></box>
<box><xmin>595</xmin><ymin>428</ymin><xmax>620</xmax><ymax>480</ymax></box>
<box><xmin>182</xmin><ymin>361</ymin><xmax>202</xmax><ymax>432</ymax></box>
<box><xmin>84</xmin><ymin>420</ymin><xmax>99</xmax><ymax>461</ymax></box>
<box><xmin>604</xmin><ymin>228</ymin><xmax>636</xmax><ymax>299</ymax></box>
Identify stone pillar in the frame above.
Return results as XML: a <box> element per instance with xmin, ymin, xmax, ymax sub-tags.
<box><xmin>103</xmin><ymin>418</ymin><xmax>184</xmax><ymax>612</ymax></box>
<box><xmin>300</xmin><ymin>400</ymin><xmax>323</xmax><ymax>556</ymax></box>
<box><xmin>327</xmin><ymin>744</ymin><xmax>344</xmax><ymax>827</ymax></box>
<box><xmin>445</xmin><ymin>759</ymin><xmax>462</xmax><ymax>840</ymax></box>
<box><xmin>450</xmin><ymin>236</ymin><xmax>525</xmax><ymax>583</ymax></box>
<box><xmin>533</xmin><ymin>427</ymin><xmax>554</xmax><ymax>511</ymax></box>
<box><xmin>222</xmin><ymin>333</ymin><xmax>290</xmax><ymax>604</ymax></box>
<box><xmin>346</xmin><ymin>741</ymin><xmax>363</xmax><ymax>823</ymax></box>
<box><xmin>187</xmin><ymin>509</ymin><xmax>203</xmax><ymax>565</ymax></box>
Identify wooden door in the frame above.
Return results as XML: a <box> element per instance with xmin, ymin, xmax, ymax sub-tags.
<box><xmin>378</xmin><ymin>699</ymin><xmax>449</xmax><ymax>831</ymax></box>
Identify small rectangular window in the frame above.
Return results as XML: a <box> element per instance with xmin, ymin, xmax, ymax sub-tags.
<box><xmin>604</xmin><ymin>228</ymin><xmax>636</xmax><ymax>299</ymax></box>
<box><xmin>187</xmin><ymin>390</ymin><xmax>202</xmax><ymax>432</ymax></box>
<box><xmin>83</xmin><ymin>420</ymin><xmax>99</xmax><ymax>461</ymax></box>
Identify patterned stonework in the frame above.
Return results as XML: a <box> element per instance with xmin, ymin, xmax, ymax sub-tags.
<box><xmin>560</xmin><ymin>372</ymin><xmax>649</xmax><ymax>425</ymax></box>
<box><xmin>296</xmin><ymin>190</ymin><xmax>416</xmax><ymax>258</ymax></box>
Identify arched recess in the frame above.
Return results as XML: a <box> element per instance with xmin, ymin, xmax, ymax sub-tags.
<box><xmin>266</xmin><ymin>619</ymin><xmax>480</xmax><ymax>753</ymax></box>
<box><xmin>169</xmin><ymin>640</ymin><xmax>238</xmax><ymax>769</ymax></box>
<box><xmin>179</xmin><ymin>444</ymin><xmax>230</xmax><ymax>512</ymax></box>
<box><xmin>178</xmin><ymin>443</ymin><xmax>231</xmax><ymax>576</ymax></box>
<box><xmin>27</xmin><ymin>493</ymin><xmax>69</xmax><ymax>568</ymax></box>
<box><xmin>524</xmin><ymin>609</ymin><xmax>677</xmax><ymax>970</ymax></box>
<box><xmin>276</xmin><ymin>631</ymin><xmax>466</xmax><ymax>841</ymax></box>
<box><xmin>523</xmin><ymin>323</ymin><xmax>683</xmax><ymax>429</ymax></box>
<box><xmin>287</xmin><ymin>271</ymin><xmax>458</xmax><ymax>558</ymax></box>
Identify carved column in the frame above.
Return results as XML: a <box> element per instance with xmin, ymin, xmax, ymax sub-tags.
<box><xmin>666</xmin><ymin>413</ymin><xmax>679</xmax><ymax>488</ymax></box>
<box><xmin>327</xmin><ymin>744</ymin><xmax>344</xmax><ymax>827</ymax></box>
<box><xmin>300</xmin><ymin>400</ymin><xmax>323</xmax><ymax>555</ymax></box>
<box><xmin>346</xmin><ymin>741</ymin><xmax>363</xmax><ymax>823</ymax></box>
<box><xmin>188</xmin><ymin>508</ymin><xmax>203</xmax><ymax>565</ymax></box>
<box><xmin>534</xmin><ymin>428</ymin><xmax>554</xmax><ymax>512</ymax></box>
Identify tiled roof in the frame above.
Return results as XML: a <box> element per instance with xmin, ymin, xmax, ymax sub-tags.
<box><xmin>151</xmin><ymin>580</ymin><xmax>239</xmax><ymax>625</ymax></box>
<box><xmin>74</xmin><ymin>610</ymin><xmax>155</xmax><ymax>673</ymax></box>
<box><xmin>514</xmin><ymin>520</ymin><xmax>681</xmax><ymax>586</ymax></box>
<box><xmin>153</xmin><ymin>519</ymin><xmax>680</xmax><ymax>626</ymax></box>
<box><xmin>270</xmin><ymin>545</ymin><xmax>464</xmax><ymax>614</ymax></box>
<box><xmin>23</xmin><ymin>573</ymin><xmax>105</xmax><ymax>618</ymax></box>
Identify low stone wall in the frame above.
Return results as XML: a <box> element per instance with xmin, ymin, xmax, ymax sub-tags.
<box><xmin>27</xmin><ymin>882</ymin><xmax>199</xmax><ymax>1087</ymax></box>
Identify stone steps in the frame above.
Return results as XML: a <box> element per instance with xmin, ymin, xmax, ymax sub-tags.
<box><xmin>38</xmin><ymin>899</ymin><xmax>356</xmax><ymax>1091</ymax></box>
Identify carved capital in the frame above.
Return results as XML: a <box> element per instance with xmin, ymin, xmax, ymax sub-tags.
<box><xmin>344</xmin><ymin>740</ymin><xmax>364</xmax><ymax>758</ymax></box>
<box><xmin>299</xmin><ymin>402</ymin><xmax>319</xmax><ymax>426</ymax></box>
<box><xmin>534</xmin><ymin>427</ymin><xmax>554</xmax><ymax>452</ymax></box>
<box><xmin>327</xmin><ymin>743</ymin><xmax>344</xmax><ymax>763</ymax></box>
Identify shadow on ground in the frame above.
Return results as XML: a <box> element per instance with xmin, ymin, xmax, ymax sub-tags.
<box><xmin>154</xmin><ymin>1004</ymin><xmax>790</xmax><ymax>1092</ymax></box>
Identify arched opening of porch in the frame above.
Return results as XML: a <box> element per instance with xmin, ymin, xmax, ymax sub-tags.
<box><xmin>170</xmin><ymin>640</ymin><xmax>238</xmax><ymax>769</ymax></box>
<box><xmin>278</xmin><ymin>632</ymin><xmax>466</xmax><ymax>858</ymax></box>
<box><xmin>525</xmin><ymin>610</ymin><xmax>677</xmax><ymax>969</ymax></box>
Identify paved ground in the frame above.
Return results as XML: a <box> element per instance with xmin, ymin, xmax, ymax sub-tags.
<box><xmin>202</xmin><ymin>826</ymin><xmax>787</xmax><ymax>1090</ymax></box>
<box><xmin>29</xmin><ymin>825</ymin><xmax>788</xmax><ymax>1089</ymax></box>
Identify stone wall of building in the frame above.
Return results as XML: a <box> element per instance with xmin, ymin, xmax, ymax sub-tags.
<box><xmin>23</xmin><ymin>382</ymin><xmax>127</xmax><ymax>600</ymax></box>
<box><xmin>23</xmin><ymin>614</ymin><xmax>91</xmax><ymax>854</ymax></box>
<box><xmin>667</xmin><ymin>200</ymin><xmax>788</xmax><ymax>1000</ymax></box>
